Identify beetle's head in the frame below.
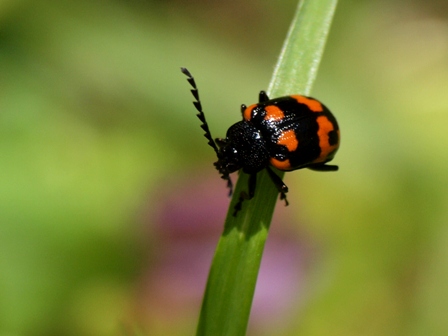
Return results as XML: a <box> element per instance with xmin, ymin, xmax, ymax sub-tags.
<box><xmin>211</xmin><ymin>138</ymin><xmax>240</xmax><ymax>196</ymax></box>
<box><xmin>215</xmin><ymin>138</ymin><xmax>241</xmax><ymax>172</ymax></box>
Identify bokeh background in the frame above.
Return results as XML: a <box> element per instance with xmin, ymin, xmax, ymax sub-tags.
<box><xmin>1</xmin><ymin>0</ymin><xmax>448</xmax><ymax>335</ymax></box>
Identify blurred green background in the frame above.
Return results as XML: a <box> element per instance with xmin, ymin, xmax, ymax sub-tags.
<box><xmin>1</xmin><ymin>0</ymin><xmax>448</xmax><ymax>335</ymax></box>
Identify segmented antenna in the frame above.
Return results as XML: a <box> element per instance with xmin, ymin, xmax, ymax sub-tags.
<box><xmin>180</xmin><ymin>67</ymin><xmax>233</xmax><ymax>196</ymax></box>
<box><xmin>180</xmin><ymin>67</ymin><xmax>219</xmax><ymax>155</ymax></box>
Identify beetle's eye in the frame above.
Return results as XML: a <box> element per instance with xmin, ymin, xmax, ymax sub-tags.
<box><xmin>215</xmin><ymin>138</ymin><xmax>227</xmax><ymax>148</ymax></box>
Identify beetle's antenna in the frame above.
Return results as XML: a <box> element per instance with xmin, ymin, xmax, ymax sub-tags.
<box><xmin>181</xmin><ymin>67</ymin><xmax>233</xmax><ymax>195</ymax></box>
<box><xmin>181</xmin><ymin>67</ymin><xmax>220</xmax><ymax>155</ymax></box>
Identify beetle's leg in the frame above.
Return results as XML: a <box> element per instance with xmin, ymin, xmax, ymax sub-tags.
<box><xmin>259</xmin><ymin>91</ymin><xmax>269</xmax><ymax>103</ymax></box>
<box><xmin>233</xmin><ymin>173</ymin><xmax>257</xmax><ymax>216</ymax></box>
<box><xmin>266</xmin><ymin>167</ymin><xmax>289</xmax><ymax>206</ymax></box>
<box><xmin>240</xmin><ymin>104</ymin><xmax>247</xmax><ymax>116</ymax></box>
<box><xmin>307</xmin><ymin>163</ymin><xmax>338</xmax><ymax>171</ymax></box>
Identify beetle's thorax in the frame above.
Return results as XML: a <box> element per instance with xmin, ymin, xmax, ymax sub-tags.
<box><xmin>214</xmin><ymin>120</ymin><xmax>270</xmax><ymax>175</ymax></box>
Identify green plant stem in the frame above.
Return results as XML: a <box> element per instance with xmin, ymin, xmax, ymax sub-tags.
<box><xmin>196</xmin><ymin>1</ymin><xmax>338</xmax><ymax>335</ymax></box>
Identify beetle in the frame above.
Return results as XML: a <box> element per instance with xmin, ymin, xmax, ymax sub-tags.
<box><xmin>181</xmin><ymin>67</ymin><xmax>340</xmax><ymax>215</ymax></box>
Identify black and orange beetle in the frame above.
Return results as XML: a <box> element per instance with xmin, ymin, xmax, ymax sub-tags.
<box><xmin>181</xmin><ymin>67</ymin><xmax>340</xmax><ymax>215</ymax></box>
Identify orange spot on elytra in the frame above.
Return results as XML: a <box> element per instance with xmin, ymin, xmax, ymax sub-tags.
<box><xmin>243</xmin><ymin>104</ymin><xmax>257</xmax><ymax>121</ymax></box>
<box><xmin>270</xmin><ymin>158</ymin><xmax>292</xmax><ymax>171</ymax></box>
<box><xmin>313</xmin><ymin>116</ymin><xmax>340</xmax><ymax>163</ymax></box>
<box><xmin>277</xmin><ymin>129</ymin><xmax>298</xmax><ymax>152</ymax></box>
<box><xmin>264</xmin><ymin>105</ymin><xmax>285</xmax><ymax>121</ymax></box>
<box><xmin>292</xmin><ymin>95</ymin><xmax>323</xmax><ymax>112</ymax></box>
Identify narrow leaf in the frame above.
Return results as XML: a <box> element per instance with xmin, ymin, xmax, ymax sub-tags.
<box><xmin>196</xmin><ymin>1</ymin><xmax>338</xmax><ymax>335</ymax></box>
